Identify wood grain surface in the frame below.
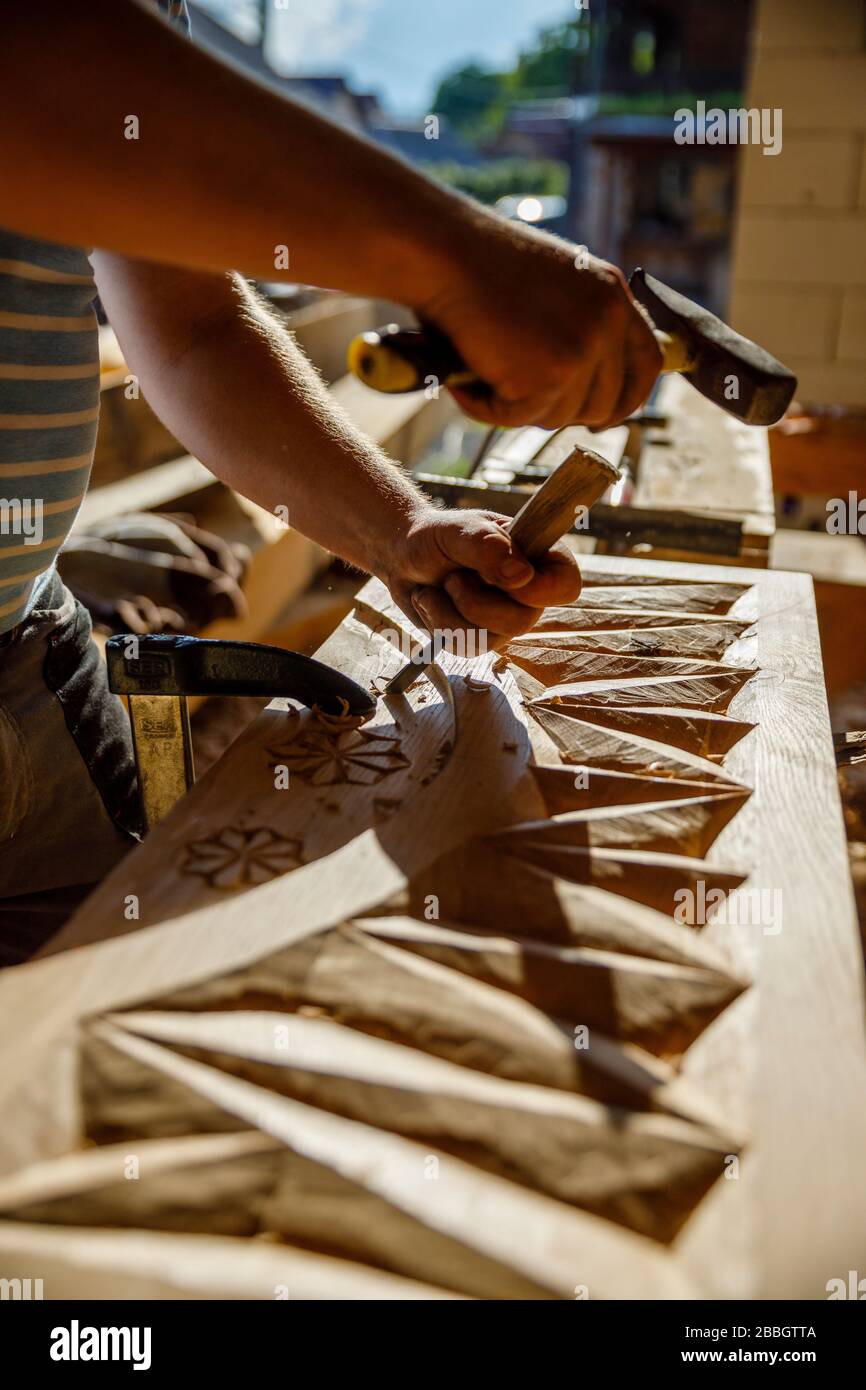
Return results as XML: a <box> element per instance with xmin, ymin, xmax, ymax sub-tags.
<box><xmin>0</xmin><ymin>552</ymin><xmax>862</xmax><ymax>1299</ymax></box>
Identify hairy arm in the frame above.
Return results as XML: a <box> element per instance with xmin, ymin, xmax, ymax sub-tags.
<box><xmin>93</xmin><ymin>256</ymin><xmax>423</xmax><ymax>575</ymax></box>
<box><xmin>2</xmin><ymin>0</ymin><xmax>450</xmax><ymax>301</ymax></box>
<box><xmin>93</xmin><ymin>256</ymin><xmax>582</xmax><ymax>640</ymax></box>
<box><xmin>3</xmin><ymin>0</ymin><xmax>660</xmax><ymax>431</ymax></box>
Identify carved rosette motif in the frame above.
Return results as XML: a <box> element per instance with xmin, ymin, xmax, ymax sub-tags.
<box><xmin>180</xmin><ymin>826</ymin><xmax>303</xmax><ymax>889</ymax></box>
<box><xmin>267</xmin><ymin>717</ymin><xmax>410</xmax><ymax>787</ymax></box>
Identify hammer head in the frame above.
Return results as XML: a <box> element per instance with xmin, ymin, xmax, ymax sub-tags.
<box><xmin>630</xmin><ymin>268</ymin><xmax>797</xmax><ymax>426</ymax></box>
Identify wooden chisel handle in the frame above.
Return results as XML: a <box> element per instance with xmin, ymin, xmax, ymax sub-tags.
<box><xmin>383</xmin><ymin>446</ymin><xmax>618</xmax><ymax>696</ymax></box>
<box><xmin>347</xmin><ymin>323</ymin><xmax>691</xmax><ymax>395</ymax></box>
<box><xmin>507</xmin><ymin>446</ymin><xmax>620</xmax><ymax>560</ymax></box>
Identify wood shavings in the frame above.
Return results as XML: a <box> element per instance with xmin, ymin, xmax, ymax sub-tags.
<box><xmin>310</xmin><ymin>698</ymin><xmax>368</xmax><ymax>735</ymax></box>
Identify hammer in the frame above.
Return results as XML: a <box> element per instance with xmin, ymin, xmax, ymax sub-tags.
<box><xmin>346</xmin><ymin>268</ymin><xmax>796</xmax><ymax>427</ymax></box>
<box><xmin>107</xmin><ymin>635</ymin><xmax>375</xmax><ymax>830</ymax></box>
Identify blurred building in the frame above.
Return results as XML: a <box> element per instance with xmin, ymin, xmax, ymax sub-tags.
<box><xmin>491</xmin><ymin>0</ymin><xmax>753</xmax><ymax>314</ymax></box>
<box><xmin>582</xmin><ymin>115</ymin><xmax>736</xmax><ymax>313</ymax></box>
<box><xmin>599</xmin><ymin>0</ymin><xmax>751</xmax><ymax>95</ymax></box>
<box><xmin>188</xmin><ymin>2</ymin><xmax>481</xmax><ymax>179</ymax></box>
<box><xmin>728</xmin><ymin>0</ymin><xmax>866</xmax><ymax>407</ymax></box>
<box><xmin>370</xmin><ymin>123</ymin><xmax>483</xmax><ymax>168</ymax></box>
<box><xmin>187</xmin><ymin>1</ymin><xmax>382</xmax><ymax>130</ymax></box>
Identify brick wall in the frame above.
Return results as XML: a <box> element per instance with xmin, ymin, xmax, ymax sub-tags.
<box><xmin>728</xmin><ymin>0</ymin><xmax>866</xmax><ymax>406</ymax></box>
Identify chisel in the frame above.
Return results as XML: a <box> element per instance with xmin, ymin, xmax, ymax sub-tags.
<box><xmin>385</xmin><ymin>445</ymin><xmax>619</xmax><ymax>696</ymax></box>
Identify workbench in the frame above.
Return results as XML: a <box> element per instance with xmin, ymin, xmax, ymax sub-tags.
<box><xmin>416</xmin><ymin>374</ymin><xmax>776</xmax><ymax>569</ymax></box>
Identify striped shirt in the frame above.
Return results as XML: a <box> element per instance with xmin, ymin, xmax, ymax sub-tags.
<box><xmin>0</xmin><ymin>0</ymin><xmax>189</xmax><ymax>634</ymax></box>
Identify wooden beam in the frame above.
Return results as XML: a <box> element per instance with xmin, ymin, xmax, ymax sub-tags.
<box><xmin>74</xmin><ymin>455</ymin><xmax>216</xmax><ymax>531</ymax></box>
<box><xmin>771</xmin><ymin>529</ymin><xmax>866</xmax><ymax>694</ymax></box>
<box><xmin>769</xmin><ymin>416</ymin><xmax>866</xmax><ymax>499</ymax></box>
<box><xmin>631</xmin><ymin>375</ymin><xmax>775</xmax><ymax>566</ymax></box>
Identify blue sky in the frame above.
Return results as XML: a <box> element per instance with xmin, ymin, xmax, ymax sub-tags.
<box><xmin>196</xmin><ymin>0</ymin><xmax>576</xmax><ymax>117</ymax></box>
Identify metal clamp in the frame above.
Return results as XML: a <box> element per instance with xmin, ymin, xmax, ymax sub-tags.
<box><xmin>107</xmin><ymin>634</ymin><xmax>375</xmax><ymax>831</ymax></box>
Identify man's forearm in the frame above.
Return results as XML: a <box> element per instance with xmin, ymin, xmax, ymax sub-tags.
<box><xmin>4</xmin><ymin>1</ymin><xmax>661</xmax><ymax>435</ymax></box>
<box><xmin>3</xmin><ymin>0</ymin><xmax>467</xmax><ymax>305</ymax></box>
<box><xmin>93</xmin><ymin>257</ymin><xmax>428</xmax><ymax>581</ymax></box>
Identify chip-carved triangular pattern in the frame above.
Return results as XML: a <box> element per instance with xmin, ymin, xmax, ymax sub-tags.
<box><xmin>0</xmin><ymin>563</ymin><xmax>764</xmax><ymax>1298</ymax></box>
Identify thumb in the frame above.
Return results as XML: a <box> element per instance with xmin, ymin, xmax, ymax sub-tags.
<box><xmin>434</xmin><ymin>512</ymin><xmax>534</xmax><ymax>591</ymax></box>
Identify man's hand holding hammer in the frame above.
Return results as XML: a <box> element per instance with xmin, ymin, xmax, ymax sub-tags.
<box><xmin>379</xmin><ymin>220</ymin><xmax>662</xmax><ymax>639</ymax></box>
<box><xmin>416</xmin><ymin>220</ymin><xmax>663</xmax><ymax>433</ymax></box>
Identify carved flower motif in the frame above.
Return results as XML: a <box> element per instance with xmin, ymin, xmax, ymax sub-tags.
<box><xmin>268</xmin><ymin>725</ymin><xmax>410</xmax><ymax>787</ymax></box>
<box><xmin>180</xmin><ymin>826</ymin><xmax>303</xmax><ymax>890</ymax></box>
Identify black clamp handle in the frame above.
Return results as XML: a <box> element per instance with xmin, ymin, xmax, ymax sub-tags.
<box><xmin>106</xmin><ymin>634</ymin><xmax>375</xmax><ymax>718</ymax></box>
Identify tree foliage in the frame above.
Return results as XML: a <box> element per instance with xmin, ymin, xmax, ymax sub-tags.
<box><xmin>510</xmin><ymin>19</ymin><xmax>590</xmax><ymax>97</ymax></box>
<box><xmin>431</xmin><ymin>18</ymin><xmax>590</xmax><ymax>138</ymax></box>
<box><xmin>427</xmin><ymin>158</ymin><xmax>569</xmax><ymax>204</ymax></box>
<box><xmin>431</xmin><ymin>62</ymin><xmax>509</xmax><ymax>139</ymax></box>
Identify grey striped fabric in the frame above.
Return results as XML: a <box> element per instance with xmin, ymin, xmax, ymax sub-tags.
<box><xmin>0</xmin><ymin>237</ymin><xmax>100</xmax><ymax>632</ymax></box>
<box><xmin>0</xmin><ymin>0</ymin><xmax>189</xmax><ymax>634</ymax></box>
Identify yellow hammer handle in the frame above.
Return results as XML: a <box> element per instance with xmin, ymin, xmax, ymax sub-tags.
<box><xmin>655</xmin><ymin>329</ymin><xmax>695</xmax><ymax>374</ymax></box>
<box><xmin>347</xmin><ymin>324</ymin><xmax>694</xmax><ymax>395</ymax></box>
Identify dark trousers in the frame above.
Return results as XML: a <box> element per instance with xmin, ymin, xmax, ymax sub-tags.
<box><xmin>0</xmin><ymin>571</ymin><xmax>139</xmax><ymax>965</ymax></box>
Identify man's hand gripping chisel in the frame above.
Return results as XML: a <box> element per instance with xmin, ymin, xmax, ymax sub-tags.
<box><xmin>347</xmin><ymin>268</ymin><xmax>797</xmax><ymax>428</ymax></box>
<box><xmin>385</xmin><ymin>445</ymin><xmax>619</xmax><ymax>696</ymax></box>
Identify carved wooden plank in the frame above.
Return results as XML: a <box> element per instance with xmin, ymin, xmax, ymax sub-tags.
<box><xmin>0</xmin><ymin>553</ymin><xmax>861</xmax><ymax>1302</ymax></box>
<box><xmin>505</xmin><ymin>645</ymin><xmax>744</xmax><ymax>687</ymax></box>
<box><xmin>0</xmin><ymin>1220</ymin><xmax>461</xmax><ymax>1301</ymax></box>
<box><xmin>137</xmin><ymin>921</ymin><xmax>739</xmax><ymax>1094</ymax></box>
<box><xmin>76</xmin><ymin>1023</ymin><xmax>698</xmax><ymax>1300</ymax></box>
<box><xmin>496</xmin><ymin>791</ymin><xmax>750</xmax><ymax>857</ymax></box>
<box><xmin>531</xmin><ymin>702</ymin><xmax>757</xmax><ymax>761</ymax></box>
<box><xmin>531</xmin><ymin>763</ymin><xmax>744</xmax><ymax>813</ymax></box>
<box><xmin>533</xmin><ymin>672</ymin><xmax>753</xmax><ymax>713</ymax></box>
<box><xmin>400</xmin><ymin>844</ymin><xmax>747</xmax><ymax>970</ymax></box>
<box><xmin>100</xmin><ymin>1006</ymin><xmax>741</xmax><ymax>1241</ymax></box>
<box><xmin>575</xmin><ymin>583</ymin><xmax>749</xmax><ymax>614</ymax></box>
<box><xmin>527</xmin><ymin>702</ymin><xmax>747</xmax><ymax>779</ymax></box>
<box><xmin>510</xmin><ymin>621</ymin><xmax>752</xmax><ymax>660</ymax></box>
<box><xmin>534</xmin><ymin>605</ymin><xmax>751</xmax><ymax>633</ymax></box>
<box><xmin>353</xmin><ymin>915</ymin><xmax>747</xmax><ymax>1056</ymax></box>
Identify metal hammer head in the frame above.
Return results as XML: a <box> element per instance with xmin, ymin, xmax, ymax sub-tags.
<box><xmin>630</xmin><ymin>268</ymin><xmax>797</xmax><ymax>426</ymax></box>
